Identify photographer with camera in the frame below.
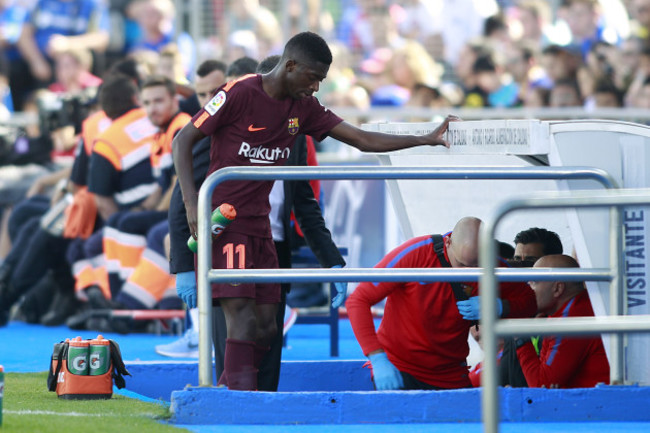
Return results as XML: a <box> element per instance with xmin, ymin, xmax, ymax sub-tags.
<box><xmin>9</xmin><ymin>0</ymin><xmax>109</xmax><ymax>111</ymax></box>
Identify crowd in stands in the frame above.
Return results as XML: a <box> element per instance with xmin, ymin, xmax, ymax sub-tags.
<box><xmin>0</xmin><ymin>0</ymin><xmax>628</xmax><ymax>390</ymax></box>
<box><xmin>2</xmin><ymin>0</ymin><xmax>650</xmax><ymax>116</ymax></box>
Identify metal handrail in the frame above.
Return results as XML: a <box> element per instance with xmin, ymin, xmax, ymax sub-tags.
<box><xmin>480</xmin><ymin>188</ymin><xmax>650</xmax><ymax>433</ymax></box>
<box><xmin>196</xmin><ymin>165</ymin><xmax>619</xmax><ymax>387</ymax></box>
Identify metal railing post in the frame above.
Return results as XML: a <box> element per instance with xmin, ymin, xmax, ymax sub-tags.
<box><xmin>479</xmin><ymin>217</ymin><xmax>500</xmax><ymax>433</ymax></box>
<box><xmin>610</xmin><ymin>206</ymin><xmax>625</xmax><ymax>384</ymax></box>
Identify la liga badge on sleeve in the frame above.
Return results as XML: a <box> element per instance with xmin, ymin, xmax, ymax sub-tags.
<box><xmin>205</xmin><ymin>91</ymin><xmax>227</xmax><ymax>115</ymax></box>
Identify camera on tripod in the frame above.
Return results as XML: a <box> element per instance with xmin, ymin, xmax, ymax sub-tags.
<box><xmin>37</xmin><ymin>88</ymin><xmax>97</xmax><ymax>137</ymax></box>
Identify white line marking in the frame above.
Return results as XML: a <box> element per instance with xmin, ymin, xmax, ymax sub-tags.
<box><xmin>5</xmin><ymin>410</ymin><xmax>116</xmax><ymax>417</ymax></box>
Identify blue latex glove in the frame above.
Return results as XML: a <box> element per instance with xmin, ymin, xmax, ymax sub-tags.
<box><xmin>368</xmin><ymin>352</ymin><xmax>404</xmax><ymax>390</ymax></box>
<box><xmin>176</xmin><ymin>270</ymin><xmax>197</xmax><ymax>308</ymax></box>
<box><xmin>330</xmin><ymin>264</ymin><xmax>348</xmax><ymax>308</ymax></box>
<box><xmin>456</xmin><ymin>296</ymin><xmax>503</xmax><ymax>320</ymax></box>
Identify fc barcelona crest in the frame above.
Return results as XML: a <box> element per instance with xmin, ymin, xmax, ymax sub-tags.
<box><xmin>288</xmin><ymin>117</ymin><xmax>300</xmax><ymax>135</ymax></box>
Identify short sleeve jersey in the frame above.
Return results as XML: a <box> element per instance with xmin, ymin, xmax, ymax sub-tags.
<box><xmin>191</xmin><ymin>74</ymin><xmax>343</xmax><ymax>238</ymax></box>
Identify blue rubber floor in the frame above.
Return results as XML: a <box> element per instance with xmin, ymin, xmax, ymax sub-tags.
<box><xmin>2</xmin><ymin>319</ymin><xmax>649</xmax><ymax>433</ymax></box>
<box><xmin>174</xmin><ymin>423</ymin><xmax>650</xmax><ymax>433</ymax></box>
<box><xmin>0</xmin><ymin>317</ymin><xmax>367</xmax><ymax>373</ymax></box>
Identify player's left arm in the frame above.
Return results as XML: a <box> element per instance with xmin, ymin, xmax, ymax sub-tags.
<box><xmin>328</xmin><ymin>115</ymin><xmax>460</xmax><ymax>152</ymax></box>
<box><xmin>518</xmin><ymin>336</ymin><xmax>590</xmax><ymax>388</ymax></box>
<box><xmin>172</xmin><ymin>123</ymin><xmax>205</xmax><ymax>237</ymax></box>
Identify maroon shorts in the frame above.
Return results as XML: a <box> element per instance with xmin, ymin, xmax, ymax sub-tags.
<box><xmin>209</xmin><ymin>231</ymin><xmax>280</xmax><ymax>304</ymax></box>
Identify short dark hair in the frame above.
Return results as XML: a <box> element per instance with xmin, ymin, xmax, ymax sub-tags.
<box><xmin>141</xmin><ymin>75</ymin><xmax>176</xmax><ymax>96</ymax></box>
<box><xmin>498</xmin><ymin>241</ymin><xmax>515</xmax><ymax>259</ymax></box>
<box><xmin>226</xmin><ymin>56</ymin><xmax>258</xmax><ymax>78</ymax></box>
<box><xmin>108</xmin><ymin>58</ymin><xmax>142</xmax><ymax>87</ymax></box>
<box><xmin>514</xmin><ymin>227</ymin><xmax>563</xmax><ymax>255</ymax></box>
<box><xmin>553</xmin><ymin>78</ymin><xmax>581</xmax><ymax>98</ymax></box>
<box><xmin>472</xmin><ymin>54</ymin><xmax>496</xmax><ymax>73</ymax></box>
<box><xmin>100</xmin><ymin>74</ymin><xmax>139</xmax><ymax>119</ymax></box>
<box><xmin>542</xmin><ymin>44</ymin><xmax>566</xmax><ymax>57</ymax></box>
<box><xmin>257</xmin><ymin>55</ymin><xmax>281</xmax><ymax>74</ymax></box>
<box><xmin>484</xmin><ymin>14</ymin><xmax>506</xmax><ymax>37</ymax></box>
<box><xmin>593</xmin><ymin>78</ymin><xmax>623</xmax><ymax>106</ymax></box>
<box><xmin>283</xmin><ymin>31</ymin><xmax>332</xmax><ymax>66</ymax></box>
<box><xmin>196</xmin><ymin>59</ymin><xmax>227</xmax><ymax>78</ymax></box>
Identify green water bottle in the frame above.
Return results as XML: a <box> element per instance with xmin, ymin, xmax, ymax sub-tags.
<box><xmin>0</xmin><ymin>365</ymin><xmax>4</xmax><ymax>426</ymax></box>
<box><xmin>67</xmin><ymin>337</ymin><xmax>89</xmax><ymax>375</ymax></box>
<box><xmin>89</xmin><ymin>335</ymin><xmax>110</xmax><ymax>376</ymax></box>
<box><xmin>187</xmin><ymin>203</ymin><xmax>237</xmax><ymax>253</ymax></box>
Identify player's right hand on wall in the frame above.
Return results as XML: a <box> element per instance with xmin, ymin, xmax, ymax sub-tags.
<box><xmin>425</xmin><ymin>114</ymin><xmax>462</xmax><ymax>148</ymax></box>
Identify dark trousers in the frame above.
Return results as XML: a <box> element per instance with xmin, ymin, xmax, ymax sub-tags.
<box><xmin>7</xmin><ymin>195</ymin><xmax>49</xmax><ymax>242</ymax></box>
<box><xmin>212</xmin><ymin>240</ymin><xmax>290</xmax><ymax>391</ymax></box>
<box><xmin>11</xmin><ymin>226</ymin><xmax>73</xmax><ymax>294</ymax></box>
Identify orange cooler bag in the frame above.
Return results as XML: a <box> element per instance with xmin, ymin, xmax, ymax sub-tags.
<box><xmin>47</xmin><ymin>338</ymin><xmax>130</xmax><ymax>399</ymax></box>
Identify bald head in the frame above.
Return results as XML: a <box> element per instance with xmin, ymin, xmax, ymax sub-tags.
<box><xmin>530</xmin><ymin>254</ymin><xmax>584</xmax><ymax>314</ymax></box>
<box><xmin>445</xmin><ymin>217</ymin><xmax>481</xmax><ymax>268</ymax></box>
<box><xmin>535</xmin><ymin>254</ymin><xmax>578</xmax><ymax>269</ymax></box>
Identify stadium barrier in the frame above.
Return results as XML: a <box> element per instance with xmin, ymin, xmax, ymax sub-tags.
<box><xmin>195</xmin><ymin>165</ymin><xmax>618</xmax><ymax>388</ymax></box>
<box><xmin>480</xmin><ymin>187</ymin><xmax>650</xmax><ymax>433</ymax></box>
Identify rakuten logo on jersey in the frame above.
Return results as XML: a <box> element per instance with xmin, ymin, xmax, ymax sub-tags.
<box><xmin>238</xmin><ymin>142</ymin><xmax>291</xmax><ymax>164</ymax></box>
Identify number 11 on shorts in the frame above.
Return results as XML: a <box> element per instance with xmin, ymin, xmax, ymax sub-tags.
<box><xmin>223</xmin><ymin>243</ymin><xmax>245</xmax><ymax>269</ymax></box>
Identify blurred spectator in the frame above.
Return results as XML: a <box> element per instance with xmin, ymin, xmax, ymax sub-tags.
<box><xmin>484</xmin><ymin>13</ymin><xmax>511</xmax><ymax>53</ymax></box>
<box><xmin>541</xmin><ymin>45</ymin><xmax>581</xmax><ymax>84</ymax></box>
<box><xmin>155</xmin><ymin>43</ymin><xmax>189</xmax><ymax>85</ymax></box>
<box><xmin>549</xmin><ymin>78</ymin><xmax>583</xmax><ymax>107</ymax></box>
<box><xmin>0</xmin><ymin>0</ymin><xmax>28</xmax><ymax>111</ymax></box>
<box><xmin>630</xmin><ymin>0</ymin><xmax>650</xmax><ymax>41</ymax></box>
<box><xmin>614</xmin><ymin>37</ymin><xmax>643</xmax><ymax>90</ymax></box>
<box><xmin>10</xmin><ymin>0</ymin><xmax>110</xmax><ymax>110</ymax></box>
<box><xmin>577</xmin><ymin>41</ymin><xmax>618</xmax><ymax>105</ymax></box>
<box><xmin>48</xmin><ymin>48</ymin><xmax>102</xmax><ymax>94</ymax></box>
<box><xmin>591</xmin><ymin>78</ymin><xmax>623</xmax><ymax>107</ymax></box>
<box><xmin>0</xmin><ymin>0</ymin><xmax>27</xmax><ymax>50</ymax></box>
<box><xmin>624</xmin><ymin>45</ymin><xmax>650</xmax><ymax>106</ymax></box>
<box><xmin>504</xmin><ymin>41</ymin><xmax>551</xmax><ymax>106</ymax></box>
<box><xmin>0</xmin><ymin>52</ymin><xmax>10</xmax><ymax>114</ymax></box>
<box><xmin>394</xmin><ymin>0</ymin><xmax>438</xmax><ymax>46</ymax></box>
<box><xmin>128</xmin><ymin>0</ymin><xmax>195</xmax><ymax>79</ymax></box>
<box><xmin>128</xmin><ymin>0</ymin><xmax>173</xmax><ymax>52</ymax></box>
<box><xmin>523</xmin><ymin>85</ymin><xmax>550</xmax><ymax>107</ymax></box>
<box><xmin>0</xmin><ymin>93</ymin><xmax>53</xmax><ymax>259</ymax></box>
<box><xmin>225</xmin><ymin>29</ymin><xmax>259</xmax><ymax>65</ymax></box>
<box><xmin>337</xmin><ymin>0</ymin><xmax>401</xmax><ymax>64</ymax></box>
<box><xmin>630</xmin><ymin>75</ymin><xmax>650</xmax><ymax>109</ymax></box>
<box><xmin>316</xmin><ymin>42</ymin><xmax>370</xmax><ymax>110</ymax></box>
<box><xmin>395</xmin><ymin>0</ymin><xmax>499</xmax><ymax>67</ymax></box>
<box><xmin>506</xmin><ymin>0</ymin><xmax>553</xmax><ymax>47</ymax></box>
<box><xmin>454</xmin><ymin>38</ymin><xmax>492</xmax><ymax>92</ymax></box>
<box><xmin>221</xmin><ymin>0</ymin><xmax>281</xmax><ymax>61</ymax></box>
<box><xmin>464</xmin><ymin>53</ymin><xmax>520</xmax><ymax>107</ymax></box>
<box><xmin>384</xmin><ymin>40</ymin><xmax>444</xmax><ymax>108</ymax></box>
<box><xmin>563</xmin><ymin>0</ymin><xmax>627</xmax><ymax>59</ymax></box>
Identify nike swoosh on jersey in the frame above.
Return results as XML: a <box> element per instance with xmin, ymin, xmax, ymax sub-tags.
<box><xmin>248</xmin><ymin>124</ymin><xmax>266</xmax><ymax>132</ymax></box>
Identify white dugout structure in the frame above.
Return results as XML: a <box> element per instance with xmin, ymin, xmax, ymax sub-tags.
<box><xmin>371</xmin><ymin>118</ymin><xmax>650</xmax><ymax>387</ymax></box>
